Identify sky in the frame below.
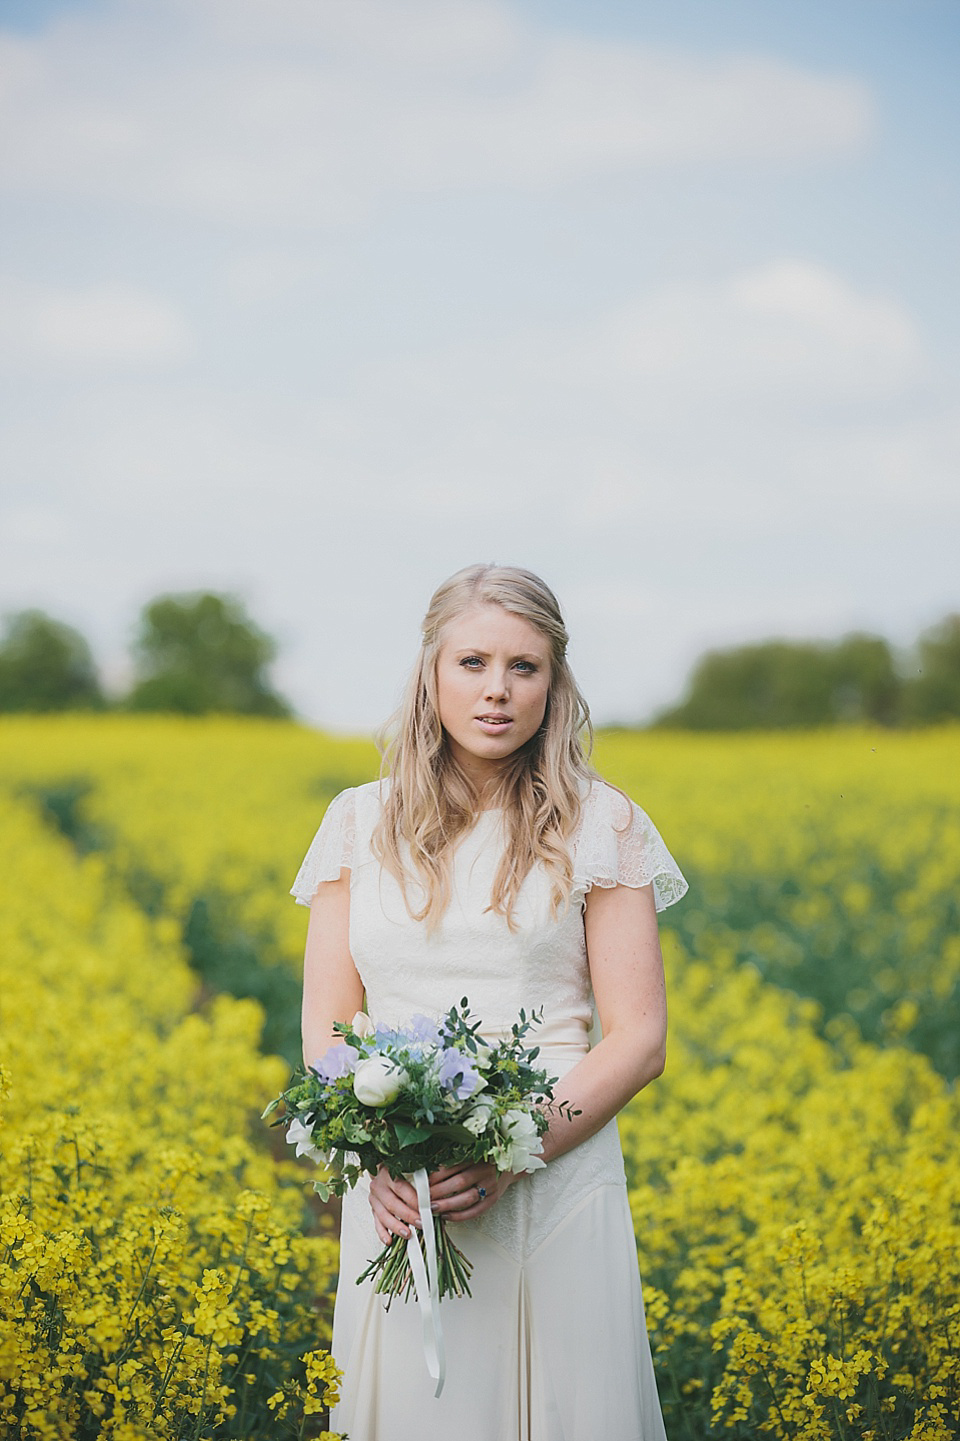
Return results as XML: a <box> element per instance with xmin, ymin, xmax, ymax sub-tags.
<box><xmin>1</xmin><ymin>0</ymin><xmax>958</xmax><ymax>729</ymax></box>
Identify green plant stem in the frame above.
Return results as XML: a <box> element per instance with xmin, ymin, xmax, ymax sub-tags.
<box><xmin>356</xmin><ymin>1219</ymin><xmax>475</xmax><ymax>1303</ymax></box>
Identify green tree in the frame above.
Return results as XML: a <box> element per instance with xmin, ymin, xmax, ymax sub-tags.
<box><xmin>126</xmin><ymin>592</ymin><xmax>292</xmax><ymax>717</ymax></box>
<box><xmin>829</xmin><ymin>633</ymin><xmax>902</xmax><ymax>726</ymax></box>
<box><xmin>654</xmin><ymin>632</ymin><xmax>902</xmax><ymax>730</ymax></box>
<box><xmin>903</xmin><ymin>614</ymin><xmax>960</xmax><ymax>722</ymax></box>
<box><xmin>0</xmin><ymin>610</ymin><xmax>104</xmax><ymax>712</ymax></box>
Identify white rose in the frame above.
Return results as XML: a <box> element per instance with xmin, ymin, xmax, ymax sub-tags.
<box><xmin>286</xmin><ymin>1117</ymin><xmax>326</xmax><ymax>1164</ymax></box>
<box><xmin>462</xmin><ymin>1099</ymin><xmax>495</xmax><ymax>1137</ymax></box>
<box><xmin>353</xmin><ymin>1055</ymin><xmax>408</xmax><ymax>1107</ymax></box>
<box><xmin>351</xmin><ymin>1010</ymin><xmax>375</xmax><ymax>1038</ymax></box>
<box><xmin>500</xmin><ymin>1108</ymin><xmax>546</xmax><ymax>1173</ymax></box>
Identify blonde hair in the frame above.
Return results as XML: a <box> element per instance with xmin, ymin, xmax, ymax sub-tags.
<box><xmin>373</xmin><ymin>563</ymin><xmax>596</xmax><ymax>929</ymax></box>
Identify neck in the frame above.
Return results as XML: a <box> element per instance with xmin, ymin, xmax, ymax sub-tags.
<box><xmin>445</xmin><ymin>742</ymin><xmax>510</xmax><ymax>802</ymax></box>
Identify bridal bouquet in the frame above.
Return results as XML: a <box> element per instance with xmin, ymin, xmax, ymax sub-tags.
<box><xmin>263</xmin><ymin>999</ymin><xmax>573</xmax><ymax>1306</ymax></box>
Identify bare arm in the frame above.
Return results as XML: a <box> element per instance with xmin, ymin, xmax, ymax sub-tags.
<box><xmin>302</xmin><ymin>869</ymin><xmax>419</xmax><ymax>1246</ymax></box>
<box><xmin>300</xmin><ymin>870</ymin><xmax>365</xmax><ymax>1069</ymax></box>
<box><xmin>538</xmin><ymin>878</ymin><xmax>667</xmax><ymax>1163</ymax></box>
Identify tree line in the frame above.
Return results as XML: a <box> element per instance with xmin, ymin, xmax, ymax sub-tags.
<box><xmin>0</xmin><ymin>593</ymin><xmax>291</xmax><ymax>718</ymax></box>
<box><xmin>652</xmin><ymin>615</ymin><xmax>960</xmax><ymax>729</ymax></box>
<box><xmin>1</xmin><ymin>592</ymin><xmax>959</xmax><ymax>727</ymax></box>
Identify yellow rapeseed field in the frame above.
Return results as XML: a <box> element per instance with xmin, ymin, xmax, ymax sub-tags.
<box><xmin>0</xmin><ymin>722</ymin><xmax>349</xmax><ymax>1441</ymax></box>
<box><xmin>1</xmin><ymin>716</ymin><xmax>958</xmax><ymax>1439</ymax></box>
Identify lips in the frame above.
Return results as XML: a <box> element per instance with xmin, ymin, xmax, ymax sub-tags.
<box><xmin>475</xmin><ymin>714</ymin><xmax>514</xmax><ymax>734</ymax></box>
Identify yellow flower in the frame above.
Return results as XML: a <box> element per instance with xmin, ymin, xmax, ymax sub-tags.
<box><xmin>3</xmin><ymin>714</ymin><xmax>958</xmax><ymax>1441</ymax></box>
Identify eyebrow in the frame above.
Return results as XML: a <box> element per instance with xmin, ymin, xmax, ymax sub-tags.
<box><xmin>453</xmin><ymin>647</ymin><xmax>546</xmax><ymax>662</ymax></box>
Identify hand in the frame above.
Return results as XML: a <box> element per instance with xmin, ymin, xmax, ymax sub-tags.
<box><xmin>368</xmin><ymin>1166</ymin><xmax>421</xmax><ymax>1247</ymax></box>
<box><xmin>428</xmin><ymin>1160</ymin><xmax>517</xmax><ymax>1223</ymax></box>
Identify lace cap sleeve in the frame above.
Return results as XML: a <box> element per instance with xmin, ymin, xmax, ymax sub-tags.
<box><xmin>290</xmin><ymin>788</ymin><xmax>356</xmax><ymax>907</ymax></box>
<box><xmin>573</xmin><ymin>782</ymin><xmax>688</xmax><ymax>912</ymax></box>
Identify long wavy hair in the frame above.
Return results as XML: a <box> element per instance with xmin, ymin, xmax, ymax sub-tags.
<box><xmin>372</xmin><ymin>563</ymin><xmax>596</xmax><ymax>930</ymax></box>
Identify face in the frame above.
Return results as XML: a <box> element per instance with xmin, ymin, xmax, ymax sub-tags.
<box><xmin>435</xmin><ymin>604</ymin><xmax>552</xmax><ymax>787</ymax></box>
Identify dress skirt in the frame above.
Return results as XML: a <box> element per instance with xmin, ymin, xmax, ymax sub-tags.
<box><xmin>329</xmin><ymin>1118</ymin><xmax>668</xmax><ymax>1441</ymax></box>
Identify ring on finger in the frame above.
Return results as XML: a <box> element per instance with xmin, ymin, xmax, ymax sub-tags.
<box><xmin>476</xmin><ymin>1185</ymin><xmax>487</xmax><ymax>1201</ymax></box>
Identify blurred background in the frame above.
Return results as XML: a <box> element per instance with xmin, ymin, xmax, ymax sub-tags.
<box><xmin>1</xmin><ymin>0</ymin><xmax>958</xmax><ymax>730</ymax></box>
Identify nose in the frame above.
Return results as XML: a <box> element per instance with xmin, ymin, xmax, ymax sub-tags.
<box><xmin>485</xmin><ymin>669</ymin><xmax>509</xmax><ymax>702</ymax></box>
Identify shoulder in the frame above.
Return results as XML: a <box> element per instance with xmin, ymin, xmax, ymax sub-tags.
<box><xmin>577</xmin><ymin>777</ymin><xmax>636</xmax><ymax>833</ymax></box>
<box><xmin>571</xmin><ymin>777</ymin><xmax>689</xmax><ymax>911</ymax></box>
<box><xmin>318</xmin><ymin>779</ymin><xmax>388</xmax><ymax>851</ymax></box>
<box><xmin>570</xmin><ymin>778</ymin><xmax>640</xmax><ymax>875</ymax></box>
<box><xmin>354</xmin><ymin>778</ymin><xmax>386</xmax><ymax>797</ymax></box>
<box><xmin>342</xmin><ymin>778</ymin><xmax>386</xmax><ymax>807</ymax></box>
<box><xmin>324</xmin><ymin>778</ymin><xmax>385</xmax><ymax>818</ymax></box>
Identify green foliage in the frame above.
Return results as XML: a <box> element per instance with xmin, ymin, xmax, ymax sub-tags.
<box><xmin>126</xmin><ymin>592</ymin><xmax>291</xmax><ymax>718</ymax></box>
<box><xmin>831</xmin><ymin>632</ymin><xmax>903</xmax><ymax>724</ymax></box>
<box><xmin>183</xmin><ymin>893</ymin><xmax>303</xmax><ymax>1066</ymax></box>
<box><xmin>904</xmin><ymin>613</ymin><xmax>960</xmax><ymax>723</ymax></box>
<box><xmin>655</xmin><ymin>632</ymin><xmax>901</xmax><ymax>730</ymax></box>
<box><xmin>20</xmin><ymin>775</ymin><xmax>109</xmax><ymax>855</ymax></box>
<box><xmin>0</xmin><ymin>610</ymin><xmax>104</xmax><ymax>713</ymax></box>
<box><xmin>652</xmin><ymin>625</ymin><xmax>960</xmax><ymax>730</ymax></box>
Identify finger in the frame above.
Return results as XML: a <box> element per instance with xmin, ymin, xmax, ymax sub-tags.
<box><xmin>442</xmin><ymin>1192</ymin><xmax>494</xmax><ymax>1222</ymax></box>
<box><xmin>370</xmin><ymin>1195</ymin><xmax>413</xmax><ymax>1240</ymax></box>
<box><xmin>432</xmin><ymin>1182</ymin><xmax>491</xmax><ymax>1216</ymax></box>
<box><xmin>371</xmin><ymin>1178</ymin><xmax>421</xmax><ymax>1225</ymax></box>
<box><xmin>428</xmin><ymin>1176</ymin><xmax>465</xmax><ymax>1201</ymax></box>
<box><xmin>369</xmin><ymin>1183</ymin><xmax>422</xmax><ymax>1234</ymax></box>
<box><xmin>429</xmin><ymin>1161</ymin><xmax>472</xmax><ymax>1181</ymax></box>
<box><xmin>387</xmin><ymin>1176</ymin><xmax>420</xmax><ymax>1208</ymax></box>
<box><xmin>382</xmin><ymin>1189</ymin><xmax>422</xmax><ymax>1225</ymax></box>
<box><xmin>444</xmin><ymin>1204</ymin><xmax>484</xmax><ymax>1223</ymax></box>
<box><xmin>429</xmin><ymin>1168</ymin><xmax>495</xmax><ymax>1202</ymax></box>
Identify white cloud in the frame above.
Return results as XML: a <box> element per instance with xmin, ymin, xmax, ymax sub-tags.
<box><xmin>199</xmin><ymin>0</ymin><xmax>523</xmax><ymax>69</ymax></box>
<box><xmin>730</xmin><ymin>259</ymin><xmax>921</xmax><ymax>356</ymax></box>
<box><xmin>0</xmin><ymin>0</ymin><xmax>875</xmax><ymax>228</ymax></box>
<box><xmin>0</xmin><ymin>259</ymin><xmax>939</xmax><ymax>530</ymax></box>
<box><xmin>530</xmin><ymin>259</ymin><xmax>927</xmax><ymax>407</ymax></box>
<box><xmin>0</xmin><ymin>278</ymin><xmax>193</xmax><ymax>369</ymax></box>
<box><xmin>337</xmin><ymin>260</ymin><xmax>929</xmax><ymax>505</ymax></box>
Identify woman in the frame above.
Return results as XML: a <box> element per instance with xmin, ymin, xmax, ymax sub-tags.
<box><xmin>292</xmin><ymin>563</ymin><xmax>687</xmax><ymax>1441</ymax></box>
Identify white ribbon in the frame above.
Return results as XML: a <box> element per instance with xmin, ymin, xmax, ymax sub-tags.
<box><xmin>405</xmin><ymin>1166</ymin><xmax>445</xmax><ymax>1398</ymax></box>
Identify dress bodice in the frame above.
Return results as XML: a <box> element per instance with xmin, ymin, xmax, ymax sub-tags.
<box><xmin>292</xmin><ymin>779</ymin><xmax>687</xmax><ymax>1061</ymax></box>
<box><xmin>349</xmin><ymin>803</ymin><xmax>594</xmax><ymax>1042</ymax></box>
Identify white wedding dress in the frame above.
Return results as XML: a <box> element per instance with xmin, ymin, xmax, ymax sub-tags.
<box><xmin>292</xmin><ymin>779</ymin><xmax>687</xmax><ymax>1441</ymax></box>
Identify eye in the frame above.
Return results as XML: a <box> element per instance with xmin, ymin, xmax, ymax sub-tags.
<box><xmin>514</xmin><ymin>660</ymin><xmax>538</xmax><ymax>674</ymax></box>
<box><xmin>459</xmin><ymin>655</ymin><xmax>484</xmax><ymax>669</ymax></box>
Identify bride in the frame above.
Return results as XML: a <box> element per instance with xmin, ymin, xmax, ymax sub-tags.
<box><xmin>293</xmin><ymin>563</ymin><xmax>687</xmax><ymax>1440</ymax></box>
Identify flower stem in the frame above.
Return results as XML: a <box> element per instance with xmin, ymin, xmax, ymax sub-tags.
<box><xmin>355</xmin><ymin>1220</ymin><xmax>475</xmax><ymax>1302</ymax></box>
